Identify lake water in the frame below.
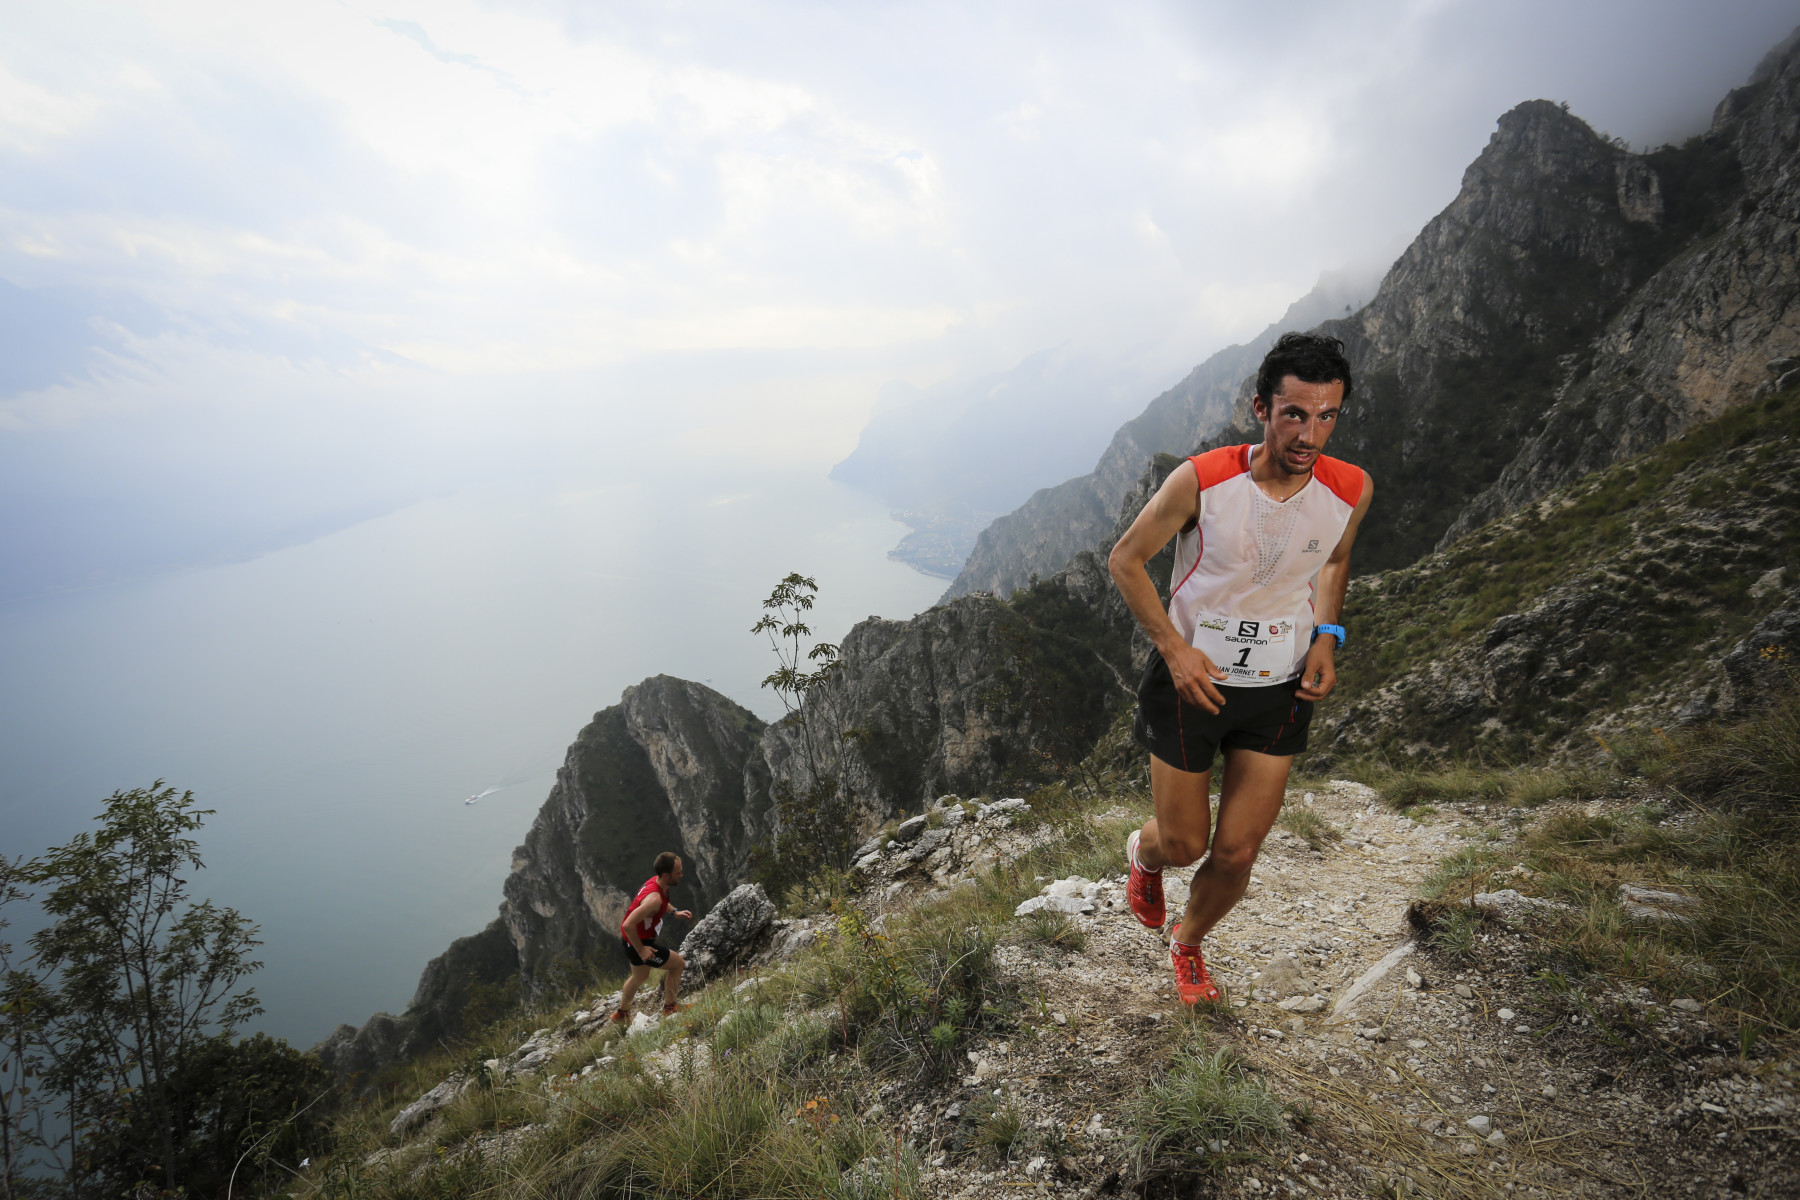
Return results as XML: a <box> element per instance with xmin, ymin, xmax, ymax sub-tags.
<box><xmin>0</xmin><ymin>462</ymin><xmax>943</xmax><ymax>1047</ymax></box>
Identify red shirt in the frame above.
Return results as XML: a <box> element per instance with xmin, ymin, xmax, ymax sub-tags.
<box><xmin>621</xmin><ymin>875</ymin><xmax>669</xmax><ymax>944</ymax></box>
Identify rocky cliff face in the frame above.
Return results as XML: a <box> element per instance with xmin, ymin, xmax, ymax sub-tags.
<box><xmin>1442</xmin><ymin>30</ymin><xmax>1800</xmax><ymax>542</ymax></box>
<box><xmin>959</xmin><ymin>32</ymin><xmax>1799</xmax><ymax>594</ymax></box>
<box><xmin>941</xmin><ymin>272</ymin><xmax>1373</xmax><ymax>601</ymax></box>
<box><xmin>752</xmin><ymin>586</ymin><xmax>1135</xmax><ymax>828</ymax></box>
<box><xmin>314</xmin><ymin>676</ymin><xmax>765</xmax><ymax>1080</ymax></box>
<box><xmin>499</xmin><ymin>675</ymin><xmax>767</xmax><ymax>996</ymax></box>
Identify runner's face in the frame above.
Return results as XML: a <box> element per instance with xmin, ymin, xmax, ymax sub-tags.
<box><xmin>1257</xmin><ymin>376</ymin><xmax>1344</xmax><ymax>477</ymax></box>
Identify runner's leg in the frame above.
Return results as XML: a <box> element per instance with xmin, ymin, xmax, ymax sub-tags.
<box><xmin>662</xmin><ymin>951</ymin><xmax>685</xmax><ymax>1007</ymax></box>
<box><xmin>1173</xmin><ymin>747</ymin><xmax>1290</xmax><ymax>945</ymax></box>
<box><xmin>1135</xmin><ymin>756</ymin><xmax>1213</xmax><ymax>871</ymax></box>
<box><xmin>617</xmin><ymin>962</ymin><xmax>653</xmax><ymax>1013</ymax></box>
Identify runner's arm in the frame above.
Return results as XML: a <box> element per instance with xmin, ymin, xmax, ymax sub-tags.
<box><xmin>1296</xmin><ymin>470</ymin><xmax>1375</xmax><ymax>702</ymax></box>
<box><xmin>1107</xmin><ymin>461</ymin><xmax>1230</xmax><ymax>714</ymax></box>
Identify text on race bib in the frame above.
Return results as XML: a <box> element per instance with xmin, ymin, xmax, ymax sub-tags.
<box><xmin>1190</xmin><ymin>615</ymin><xmax>1297</xmax><ymax>685</ymax></box>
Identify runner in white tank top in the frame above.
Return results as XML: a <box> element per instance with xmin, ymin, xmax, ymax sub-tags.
<box><xmin>1167</xmin><ymin>442</ymin><xmax>1366</xmax><ymax>686</ymax></box>
<box><xmin>1107</xmin><ymin>333</ymin><xmax>1374</xmax><ymax>1005</ymax></box>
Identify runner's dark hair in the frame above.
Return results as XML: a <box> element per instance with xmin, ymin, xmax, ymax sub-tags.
<box><xmin>1254</xmin><ymin>331</ymin><xmax>1354</xmax><ymax>412</ymax></box>
<box><xmin>654</xmin><ymin>851</ymin><xmax>680</xmax><ymax>877</ymax></box>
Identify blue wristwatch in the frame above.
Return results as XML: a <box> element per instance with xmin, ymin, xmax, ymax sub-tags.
<box><xmin>1312</xmin><ymin>624</ymin><xmax>1346</xmax><ymax>648</ymax></box>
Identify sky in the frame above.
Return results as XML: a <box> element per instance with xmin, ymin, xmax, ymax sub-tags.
<box><xmin>4</xmin><ymin>0</ymin><xmax>1798</xmax><ymax>601</ymax></box>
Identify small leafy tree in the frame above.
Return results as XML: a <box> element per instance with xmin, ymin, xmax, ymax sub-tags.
<box><xmin>25</xmin><ymin>782</ymin><xmax>267</xmax><ymax>1198</ymax></box>
<box><xmin>0</xmin><ymin>857</ymin><xmax>53</xmax><ymax>1200</ymax></box>
<box><xmin>750</xmin><ymin>574</ymin><xmax>859</xmax><ymax>895</ymax></box>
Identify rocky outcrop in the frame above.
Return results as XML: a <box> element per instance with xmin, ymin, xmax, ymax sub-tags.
<box><xmin>1719</xmin><ymin>605</ymin><xmax>1800</xmax><ymax>719</ymax></box>
<box><xmin>677</xmin><ymin>883</ymin><xmax>777</xmax><ymax>988</ymax></box>
<box><xmin>942</xmin><ymin>271</ymin><xmax>1373</xmax><ymax>600</ymax></box>
<box><xmin>311</xmin><ymin>1012</ymin><xmax>413</xmax><ymax>1086</ymax></box>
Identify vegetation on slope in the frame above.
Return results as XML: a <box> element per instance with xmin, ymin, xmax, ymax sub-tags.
<box><xmin>1327</xmin><ymin>382</ymin><xmax>1800</xmax><ymax>759</ymax></box>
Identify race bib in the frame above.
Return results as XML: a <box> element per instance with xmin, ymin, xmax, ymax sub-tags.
<box><xmin>1190</xmin><ymin>615</ymin><xmax>1298</xmax><ymax>685</ymax></box>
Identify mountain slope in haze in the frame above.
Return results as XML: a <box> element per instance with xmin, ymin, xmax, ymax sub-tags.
<box><xmin>828</xmin><ymin>346</ymin><xmax>1169</xmax><ymax>576</ymax></box>
<box><xmin>940</xmin><ymin>270</ymin><xmax>1375</xmax><ymax>601</ymax></box>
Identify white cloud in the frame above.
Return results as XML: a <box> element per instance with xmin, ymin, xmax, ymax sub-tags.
<box><xmin>1</xmin><ymin>0</ymin><xmax>1796</xmax><ymax>591</ymax></box>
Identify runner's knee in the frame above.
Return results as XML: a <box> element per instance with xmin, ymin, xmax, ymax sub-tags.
<box><xmin>667</xmin><ymin>951</ymin><xmax>684</xmax><ymax>972</ymax></box>
<box><xmin>1159</xmin><ymin>835</ymin><xmax>1208</xmax><ymax>869</ymax></box>
<box><xmin>1209</xmin><ymin>843</ymin><xmax>1259</xmax><ymax>876</ymax></box>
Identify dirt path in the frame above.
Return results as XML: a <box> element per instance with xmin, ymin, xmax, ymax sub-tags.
<box><xmin>894</xmin><ymin>782</ymin><xmax>1800</xmax><ymax>1199</ymax></box>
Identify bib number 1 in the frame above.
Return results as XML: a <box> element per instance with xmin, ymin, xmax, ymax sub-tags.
<box><xmin>1191</xmin><ymin>616</ymin><xmax>1297</xmax><ymax>685</ymax></box>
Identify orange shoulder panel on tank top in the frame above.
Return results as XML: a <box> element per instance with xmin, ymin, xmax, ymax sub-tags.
<box><xmin>1188</xmin><ymin>445</ymin><xmax>1250</xmax><ymax>491</ymax></box>
<box><xmin>1310</xmin><ymin>455</ymin><xmax>1364</xmax><ymax>507</ymax></box>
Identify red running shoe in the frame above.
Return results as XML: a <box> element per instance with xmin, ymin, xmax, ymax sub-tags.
<box><xmin>1125</xmin><ymin>830</ymin><xmax>1165</xmax><ymax>928</ymax></box>
<box><xmin>1170</xmin><ymin>942</ymin><xmax>1222</xmax><ymax>1005</ymax></box>
<box><xmin>609</xmin><ymin>1009</ymin><xmax>629</xmax><ymax>1024</ymax></box>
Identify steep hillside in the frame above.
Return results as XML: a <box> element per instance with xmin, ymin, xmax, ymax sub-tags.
<box><xmin>942</xmin><ymin>272</ymin><xmax>1372</xmax><ymax>600</ymax></box>
<box><xmin>1317</xmin><ymin>376</ymin><xmax>1800</xmax><ymax>763</ymax></box>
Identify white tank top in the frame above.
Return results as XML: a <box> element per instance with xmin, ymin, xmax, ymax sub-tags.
<box><xmin>1167</xmin><ymin>445</ymin><xmax>1365</xmax><ymax>686</ymax></box>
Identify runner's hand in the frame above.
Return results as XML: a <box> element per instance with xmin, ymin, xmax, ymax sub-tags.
<box><xmin>1166</xmin><ymin>642</ymin><xmax>1229</xmax><ymax>714</ymax></box>
<box><xmin>675</xmin><ymin>910</ymin><xmax>693</xmax><ymax>920</ymax></box>
<box><xmin>1295</xmin><ymin>639</ymin><xmax>1336</xmax><ymax>702</ymax></box>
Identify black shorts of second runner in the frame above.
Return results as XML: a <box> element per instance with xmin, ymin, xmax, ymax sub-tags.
<box><xmin>620</xmin><ymin>939</ymin><xmax>671</xmax><ymax>969</ymax></box>
<box><xmin>1133</xmin><ymin>648</ymin><xmax>1313</xmax><ymax>772</ymax></box>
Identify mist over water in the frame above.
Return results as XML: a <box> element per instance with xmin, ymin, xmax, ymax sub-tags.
<box><xmin>0</xmin><ymin>463</ymin><xmax>943</xmax><ymax>1047</ymax></box>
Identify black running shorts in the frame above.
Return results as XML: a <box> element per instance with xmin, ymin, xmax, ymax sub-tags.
<box><xmin>1133</xmin><ymin>648</ymin><xmax>1313</xmax><ymax>772</ymax></box>
<box><xmin>621</xmin><ymin>939</ymin><xmax>671</xmax><ymax>969</ymax></box>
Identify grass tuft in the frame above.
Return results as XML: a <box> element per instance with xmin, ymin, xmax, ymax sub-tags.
<box><xmin>1123</xmin><ymin>1036</ymin><xmax>1288</xmax><ymax>1179</ymax></box>
<box><xmin>1664</xmin><ymin>687</ymin><xmax>1800</xmax><ymax>808</ymax></box>
<box><xmin>1276</xmin><ymin>804</ymin><xmax>1341</xmax><ymax>850</ymax></box>
<box><xmin>968</xmin><ymin>1092</ymin><xmax>1027</xmax><ymax>1160</ymax></box>
<box><xmin>1019</xmin><ymin>907</ymin><xmax>1087</xmax><ymax>952</ymax></box>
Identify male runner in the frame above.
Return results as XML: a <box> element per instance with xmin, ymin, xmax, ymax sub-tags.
<box><xmin>1107</xmin><ymin>332</ymin><xmax>1373</xmax><ymax>1004</ymax></box>
<box><xmin>610</xmin><ymin>851</ymin><xmax>694</xmax><ymax>1020</ymax></box>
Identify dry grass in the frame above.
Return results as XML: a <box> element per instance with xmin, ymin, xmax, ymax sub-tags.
<box><xmin>1346</xmin><ymin>760</ymin><xmax>1610</xmax><ymax>812</ymax></box>
<box><xmin>1277</xmin><ymin>804</ymin><xmax>1342</xmax><ymax>850</ymax></box>
<box><xmin>1248</xmin><ymin>1051</ymin><xmax>1646</xmax><ymax>1199</ymax></box>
